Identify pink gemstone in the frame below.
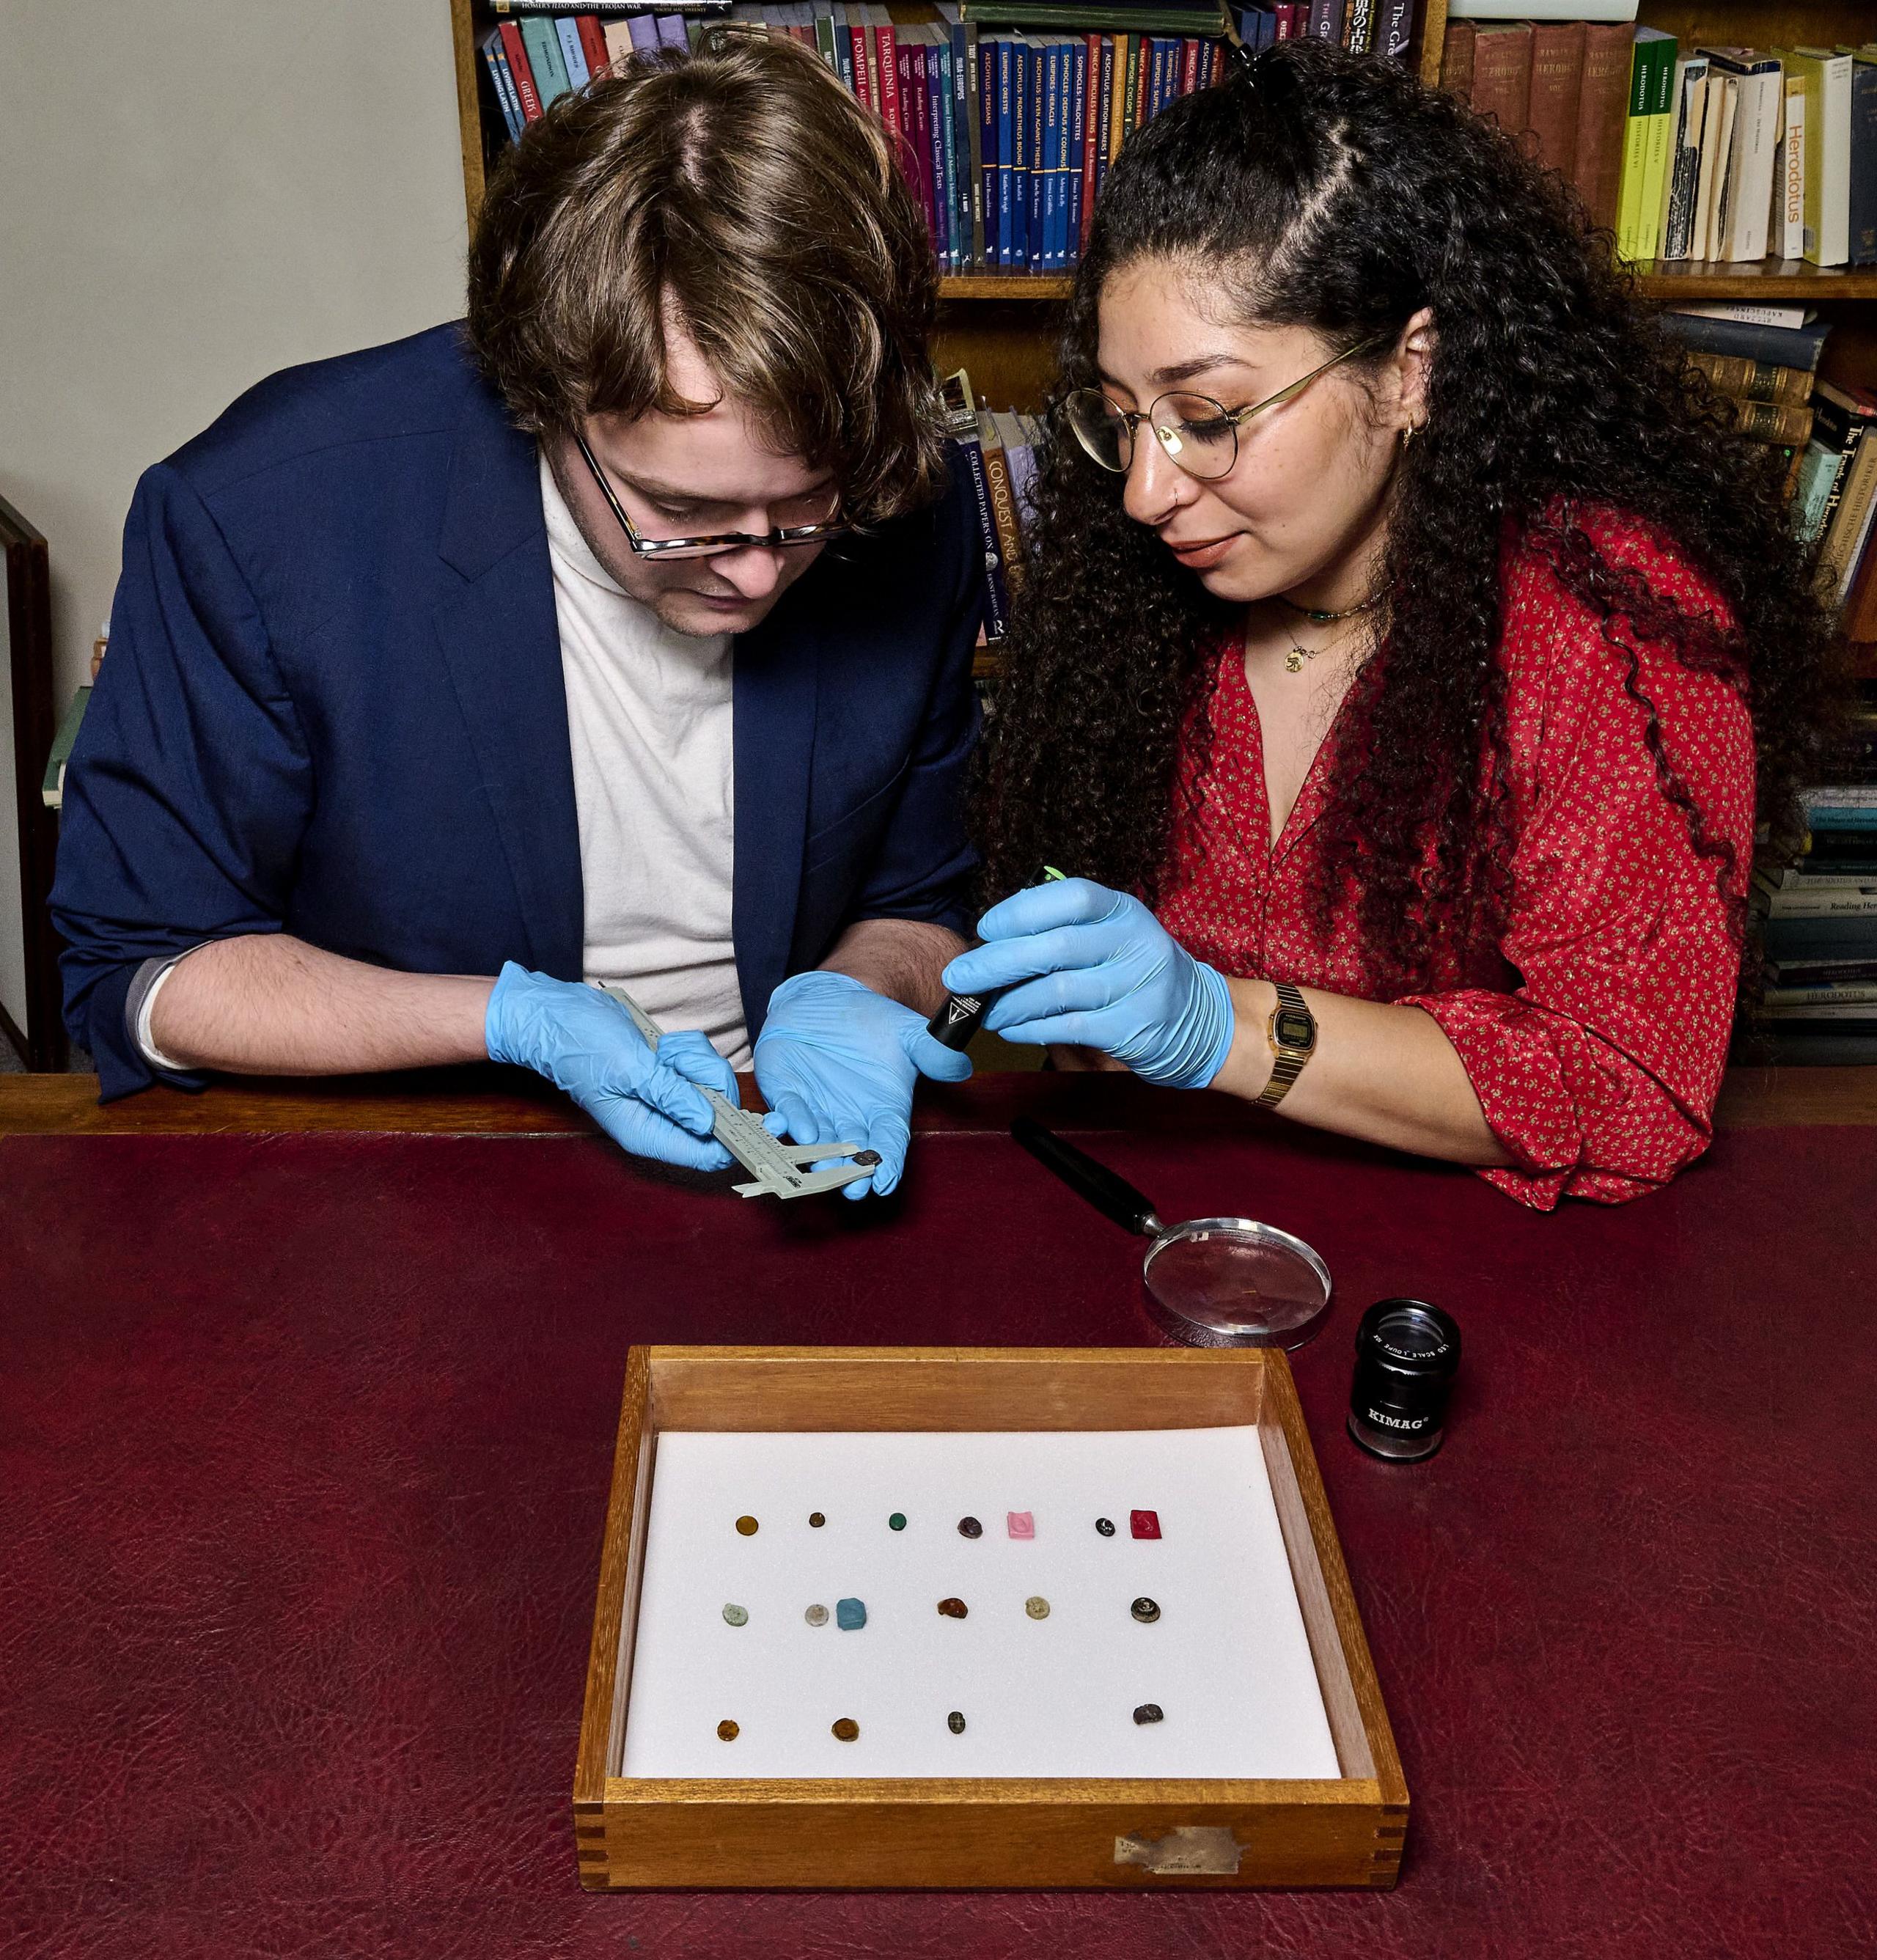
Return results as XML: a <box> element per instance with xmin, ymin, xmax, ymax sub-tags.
<box><xmin>1006</xmin><ymin>1511</ymin><xmax>1035</xmax><ymax>1539</ymax></box>
<box><xmin>1130</xmin><ymin>1509</ymin><xmax>1161</xmax><ymax>1540</ymax></box>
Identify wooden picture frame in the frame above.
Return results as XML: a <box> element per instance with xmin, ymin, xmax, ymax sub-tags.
<box><xmin>575</xmin><ymin>1346</ymin><xmax>1407</xmax><ymax>1890</ymax></box>
<box><xmin>0</xmin><ymin>494</ymin><xmax>66</xmax><ymax>1072</ymax></box>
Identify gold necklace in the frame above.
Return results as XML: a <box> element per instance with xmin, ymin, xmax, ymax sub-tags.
<box><xmin>1271</xmin><ymin>592</ymin><xmax>1383</xmax><ymax>674</ymax></box>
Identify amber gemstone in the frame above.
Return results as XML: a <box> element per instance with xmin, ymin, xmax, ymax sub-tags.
<box><xmin>716</xmin><ymin>1719</ymin><xmax>739</xmax><ymax>1741</ymax></box>
<box><xmin>831</xmin><ymin>1717</ymin><xmax>860</xmax><ymax>1741</ymax></box>
<box><xmin>735</xmin><ymin>1515</ymin><xmax>759</xmax><ymax>1537</ymax></box>
<box><xmin>809</xmin><ymin>1512</ymin><xmax>826</xmax><ymax>1528</ymax></box>
<box><xmin>1024</xmin><ymin>1595</ymin><xmax>1051</xmax><ymax>1620</ymax></box>
<box><xmin>937</xmin><ymin>1596</ymin><xmax>969</xmax><ymax>1618</ymax></box>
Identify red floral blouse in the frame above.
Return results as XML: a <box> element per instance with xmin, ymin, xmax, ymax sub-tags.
<box><xmin>1158</xmin><ymin>509</ymin><xmax>1756</xmax><ymax>1209</ymax></box>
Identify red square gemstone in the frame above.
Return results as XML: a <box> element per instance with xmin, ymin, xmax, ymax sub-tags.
<box><xmin>1129</xmin><ymin>1509</ymin><xmax>1161</xmax><ymax>1540</ymax></box>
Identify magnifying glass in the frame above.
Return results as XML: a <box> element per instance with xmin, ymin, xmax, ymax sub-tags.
<box><xmin>1012</xmin><ymin>1117</ymin><xmax>1333</xmax><ymax>1350</ymax></box>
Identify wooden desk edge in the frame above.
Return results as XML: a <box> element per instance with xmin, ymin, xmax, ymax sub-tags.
<box><xmin>1</xmin><ymin>1065</ymin><xmax>1873</xmax><ymax>1136</ymax></box>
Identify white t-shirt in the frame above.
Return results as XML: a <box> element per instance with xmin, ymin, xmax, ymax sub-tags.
<box><xmin>539</xmin><ymin>452</ymin><xmax>749</xmax><ymax>1068</ymax></box>
<box><xmin>135</xmin><ymin>455</ymin><xmax>749</xmax><ymax>1071</ymax></box>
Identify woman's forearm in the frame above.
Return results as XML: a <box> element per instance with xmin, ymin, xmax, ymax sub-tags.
<box><xmin>1211</xmin><ymin>977</ymin><xmax>1511</xmax><ymax>1167</ymax></box>
<box><xmin>150</xmin><ymin>933</ymin><xmax>496</xmax><ymax>1075</ymax></box>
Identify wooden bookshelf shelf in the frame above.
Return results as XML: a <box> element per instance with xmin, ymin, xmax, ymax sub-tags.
<box><xmin>1638</xmin><ymin>263</ymin><xmax>1877</xmax><ymax>301</ymax></box>
<box><xmin>941</xmin><ymin>275</ymin><xmax>1073</xmax><ymax>299</ymax></box>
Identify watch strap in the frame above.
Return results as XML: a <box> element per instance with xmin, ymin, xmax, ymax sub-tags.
<box><xmin>1256</xmin><ymin>981</ymin><xmax>1314</xmax><ymax>1110</ymax></box>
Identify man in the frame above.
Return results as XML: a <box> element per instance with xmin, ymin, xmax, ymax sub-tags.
<box><xmin>53</xmin><ymin>35</ymin><xmax>982</xmax><ymax>1196</ymax></box>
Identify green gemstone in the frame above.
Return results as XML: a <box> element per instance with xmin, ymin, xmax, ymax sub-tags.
<box><xmin>888</xmin><ymin>1512</ymin><xmax>907</xmax><ymax>1531</ymax></box>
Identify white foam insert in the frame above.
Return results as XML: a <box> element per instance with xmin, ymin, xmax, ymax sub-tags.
<box><xmin>621</xmin><ymin>1426</ymin><xmax>1340</xmax><ymax>1780</ymax></box>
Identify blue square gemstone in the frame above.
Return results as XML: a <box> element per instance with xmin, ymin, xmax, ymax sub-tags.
<box><xmin>835</xmin><ymin>1597</ymin><xmax>867</xmax><ymax>1631</ymax></box>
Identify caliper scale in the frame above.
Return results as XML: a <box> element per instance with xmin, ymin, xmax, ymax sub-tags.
<box><xmin>599</xmin><ymin>984</ymin><xmax>878</xmax><ymax>1200</ymax></box>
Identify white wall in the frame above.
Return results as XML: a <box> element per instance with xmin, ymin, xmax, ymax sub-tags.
<box><xmin>0</xmin><ymin>0</ymin><xmax>471</xmax><ymax>703</ymax></box>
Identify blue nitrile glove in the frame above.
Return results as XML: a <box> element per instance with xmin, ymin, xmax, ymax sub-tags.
<box><xmin>940</xmin><ymin>878</ymin><xmax>1235</xmax><ymax>1089</ymax></box>
<box><xmin>485</xmin><ymin>963</ymin><xmax>737</xmax><ymax>1172</ymax></box>
<box><xmin>753</xmin><ymin>969</ymin><xmax>974</xmax><ymax>1200</ymax></box>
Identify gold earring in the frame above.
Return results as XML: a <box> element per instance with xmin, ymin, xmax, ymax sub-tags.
<box><xmin>1400</xmin><ymin>422</ymin><xmax>1422</xmax><ymax>448</ymax></box>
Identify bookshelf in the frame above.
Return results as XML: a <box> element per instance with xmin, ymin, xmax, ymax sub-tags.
<box><xmin>447</xmin><ymin>0</ymin><xmax>1877</xmax><ymax>407</ymax></box>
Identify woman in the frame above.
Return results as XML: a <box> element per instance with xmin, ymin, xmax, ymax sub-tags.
<box><xmin>945</xmin><ymin>40</ymin><xmax>1843</xmax><ymax>1207</ymax></box>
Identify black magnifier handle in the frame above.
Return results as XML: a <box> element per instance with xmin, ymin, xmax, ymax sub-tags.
<box><xmin>1011</xmin><ymin>1117</ymin><xmax>1165</xmax><ymax>1240</ymax></box>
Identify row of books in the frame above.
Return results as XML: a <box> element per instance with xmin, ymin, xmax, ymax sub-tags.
<box><xmin>941</xmin><ymin>370</ymin><xmax>1045</xmax><ymax>651</ymax></box>
<box><xmin>483</xmin><ymin>2</ymin><xmax>1241</xmax><ymax>274</ymax></box>
<box><xmin>1753</xmin><ymin>762</ymin><xmax>1877</xmax><ymax>1060</ymax></box>
<box><xmin>1659</xmin><ymin>307</ymin><xmax>1877</xmax><ymax>635</ymax></box>
<box><xmin>1231</xmin><ymin>1</ymin><xmax>1417</xmax><ymax>59</ymax></box>
<box><xmin>1441</xmin><ymin>25</ymin><xmax>1877</xmax><ymax>268</ymax></box>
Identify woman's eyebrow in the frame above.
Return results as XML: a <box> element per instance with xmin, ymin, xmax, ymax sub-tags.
<box><xmin>1095</xmin><ymin>353</ymin><xmax>1260</xmax><ymax>390</ymax></box>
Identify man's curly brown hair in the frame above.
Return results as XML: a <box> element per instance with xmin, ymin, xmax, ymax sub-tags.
<box><xmin>466</xmin><ymin>32</ymin><xmax>947</xmax><ymax>525</ymax></box>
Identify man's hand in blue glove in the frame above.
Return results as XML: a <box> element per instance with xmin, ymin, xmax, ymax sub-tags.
<box><xmin>940</xmin><ymin>878</ymin><xmax>1236</xmax><ymax>1090</ymax></box>
<box><xmin>484</xmin><ymin>963</ymin><xmax>737</xmax><ymax>1172</ymax></box>
<box><xmin>754</xmin><ymin>970</ymin><xmax>974</xmax><ymax>1200</ymax></box>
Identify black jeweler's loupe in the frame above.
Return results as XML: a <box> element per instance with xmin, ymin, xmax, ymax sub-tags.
<box><xmin>1347</xmin><ymin>1297</ymin><xmax>1461</xmax><ymax>1461</ymax></box>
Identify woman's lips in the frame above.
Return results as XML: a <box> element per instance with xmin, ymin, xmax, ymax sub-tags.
<box><xmin>1165</xmin><ymin>534</ymin><xmax>1236</xmax><ymax>569</ymax></box>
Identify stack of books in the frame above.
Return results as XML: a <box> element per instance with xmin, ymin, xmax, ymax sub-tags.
<box><xmin>482</xmin><ymin>1</ymin><xmax>1246</xmax><ymax>276</ymax></box>
<box><xmin>1439</xmin><ymin>26</ymin><xmax>1877</xmax><ymax>268</ymax></box>
<box><xmin>1754</xmin><ymin>759</ymin><xmax>1877</xmax><ymax>1062</ymax></box>
<box><xmin>1231</xmin><ymin>1</ymin><xmax>1419</xmax><ymax>59</ymax></box>
<box><xmin>1661</xmin><ymin>304</ymin><xmax>1827</xmax><ymax>500</ymax></box>
<box><xmin>941</xmin><ymin>368</ymin><xmax>1046</xmax><ymax>657</ymax></box>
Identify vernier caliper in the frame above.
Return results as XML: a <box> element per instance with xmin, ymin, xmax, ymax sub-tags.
<box><xmin>598</xmin><ymin>983</ymin><xmax>878</xmax><ymax>1200</ymax></box>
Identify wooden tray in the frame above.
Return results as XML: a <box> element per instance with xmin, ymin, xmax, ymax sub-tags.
<box><xmin>574</xmin><ymin>1346</ymin><xmax>1407</xmax><ymax>1890</ymax></box>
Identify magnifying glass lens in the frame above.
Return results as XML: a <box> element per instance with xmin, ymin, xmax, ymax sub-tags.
<box><xmin>1143</xmin><ymin>1221</ymin><xmax>1332</xmax><ymax>1349</ymax></box>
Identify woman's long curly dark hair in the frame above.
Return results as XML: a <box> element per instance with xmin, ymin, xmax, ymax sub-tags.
<box><xmin>972</xmin><ymin>39</ymin><xmax>1846</xmax><ymax>998</ymax></box>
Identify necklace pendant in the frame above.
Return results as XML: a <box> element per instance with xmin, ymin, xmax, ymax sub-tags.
<box><xmin>1285</xmin><ymin>647</ymin><xmax>1306</xmax><ymax>674</ymax></box>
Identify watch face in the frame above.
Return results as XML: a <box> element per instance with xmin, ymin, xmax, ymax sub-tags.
<box><xmin>1274</xmin><ymin>1006</ymin><xmax>1315</xmax><ymax>1052</ymax></box>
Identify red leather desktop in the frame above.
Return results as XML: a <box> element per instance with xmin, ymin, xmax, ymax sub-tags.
<box><xmin>3</xmin><ymin>1077</ymin><xmax>1872</xmax><ymax>1959</ymax></box>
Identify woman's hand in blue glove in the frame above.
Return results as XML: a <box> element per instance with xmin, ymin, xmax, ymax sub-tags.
<box><xmin>940</xmin><ymin>878</ymin><xmax>1235</xmax><ymax>1090</ymax></box>
<box><xmin>484</xmin><ymin>963</ymin><xmax>736</xmax><ymax>1172</ymax></box>
<box><xmin>754</xmin><ymin>970</ymin><xmax>974</xmax><ymax>1199</ymax></box>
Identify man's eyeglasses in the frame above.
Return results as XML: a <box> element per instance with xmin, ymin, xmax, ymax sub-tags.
<box><xmin>572</xmin><ymin>427</ymin><xmax>849</xmax><ymax>560</ymax></box>
<box><xmin>1062</xmin><ymin>337</ymin><xmax>1389</xmax><ymax>483</ymax></box>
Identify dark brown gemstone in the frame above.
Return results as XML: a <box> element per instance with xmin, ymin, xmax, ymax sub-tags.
<box><xmin>1131</xmin><ymin>1596</ymin><xmax>1161</xmax><ymax>1623</ymax></box>
<box><xmin>716</xmin><ymin>1719</ymin><xmax>739</xmax><ymax>1741</ymax></box>
<box><xmin>809</xmin><ymin>1512</ymin><xmax>826</xmax><ymax>1528</ymax></box>
<box><xmin>734</xmin><ymin>1515</ymin><xmax>759</xmax><ymax>1536</ymax></box>
<box><xmin>957</xmin><ymin>1516</ymin><xmax>983</xmax><ymax>1538</ymax></box>
<box><xmin>937</xmin><ymin>1596</ymin><xmax>969</xmax><ymax>1618</ymax></box>
<box><xmin>831</xmin><ymin>1717</ymin><xmax>860</xmax><ymax>1741</ymax></box>
<box><xmin>1132</xmin><ymin>1703</ymin><xmax>1164</xmax><ymax>1725</ymax></box>
<box><xmin>1095</xmin><ymin>1517</ymin><xmax>1116</xmax><ymax>1536</ymax></box>
<box><xmin>947</xmin><ymin>1711</ymin><xmax>966</xmax><ymax>1734</ymax></box>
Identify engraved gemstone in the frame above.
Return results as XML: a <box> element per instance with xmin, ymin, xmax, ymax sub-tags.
<box><xmin>836</xmin><ymin>1597</ymin><xmax>867</xmax><ymax>1630</ymax></box>
<box><xmin>1024</xmin><ymin>1595</ymin><xmax>1050</xmax><ymax>1620</ymax></box>
<box><xmin>1131</xmin><ymin>1596</ymin><xmax>1161</xmax><ymax>1623</ymax></box>
<box><xmin>722</xmin><ymin>1603</ymin><xmax>749</xmax><ymax>1626</ymax></box>
<box><xmin>937</xmin><ymin>1596</ymin><xmax>969</xmax><ymax>1618</ymax></box>
<box><xmin>832</xmin><ymin>1717</ymin><xmax>860</xmax><ymax>1741</ymax></box>
<box><xmin>1095</xmin><ymin>1517</ymin><xmax>1116</xmax><ymax>1536</ymax></box>
<box><xmin>1130</xmin><ymin>1509</ymin><xmax>1161</xmax><ymax>1539</ymax></box>
<box><xmin>1007</xmin><ymin>1511</ymin><xmax>1035</xmax><ymax>1539</ymax></box>
<box><xmin>717</xmin><ymin>1719</ymin><xmax>739</xmax><ymax>1741</ymax></box>
<box><xmin>947</xmin><ymin>1711</ymin><xmax>966</xmax><ymax>1734</ymax></box>
<box><xmin>735</xmin><ymin>1515</ymin><xmax>759</xmax><ymax>1537</ymax></box>
<box><xmin>1133</xmin><ymin>1703</ymin><xmax>1164</xmax><ymax>1725</ymax></box>
<box><xmin>804</xmin><ymin>1604</ymin><xmax>829</xmax><ymax>1627</ymax></box>
<box><xmin>809</xmin><ymin>1512</ymin><xmax>826</xmax><ymax>1528</ymax></box>
<box><xmin>889</xmin><ymin>1513</ymin><xmax>908</xmax><ymax>1531</ymax></box>
<box><xmin>958</xmin><ymin>1516</ymin><xmax>982</xmax><ymax>1538</ymax></box>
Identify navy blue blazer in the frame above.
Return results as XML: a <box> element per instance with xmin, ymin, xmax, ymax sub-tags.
<box><xmin>53</xmin><ymin>324</ymin><xmax>982</xmax><ymax>1098</ymax></box>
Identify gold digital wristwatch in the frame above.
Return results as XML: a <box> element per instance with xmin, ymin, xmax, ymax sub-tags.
<box><xmin>1256</xmin><ymin>981</ymin><xmax>1317</xmax><ymax>1109</ymax></box>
